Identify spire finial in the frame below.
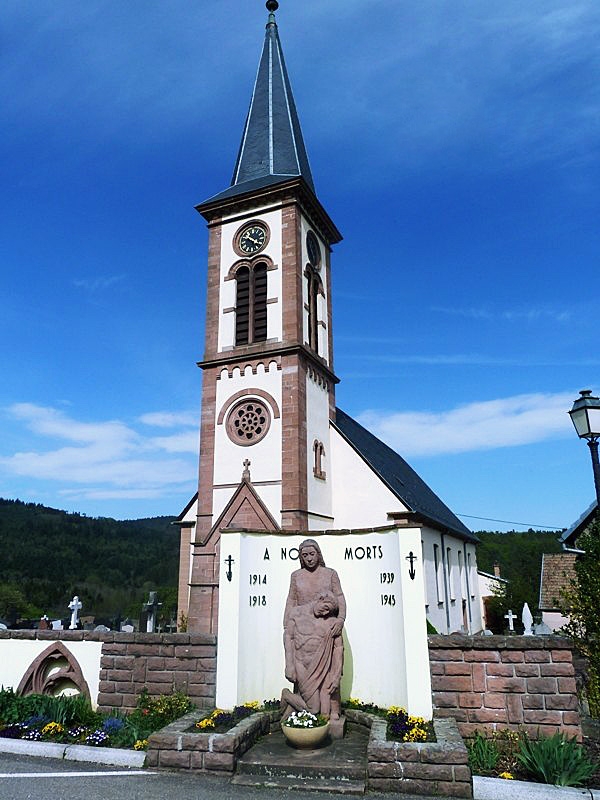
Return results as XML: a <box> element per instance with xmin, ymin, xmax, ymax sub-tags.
<box><xmin>266</xmin><ymin>0</ymin><xmax>278</xmax><ymax>25</ymax></box>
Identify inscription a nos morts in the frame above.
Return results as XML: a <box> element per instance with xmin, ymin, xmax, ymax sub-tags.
<box><xmin>262</xmin><ymin>545</ymin><xmax>385</xmax><ymax>562</ymax></box>
<box><xmin>344</xmin><ymin>545</ymin><xmax>384</xmax><ymax>560</ymax></box>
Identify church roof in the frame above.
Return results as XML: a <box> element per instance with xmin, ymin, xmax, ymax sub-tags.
<box><xmin>204</xmin><ymin>5</ymin><xmax>315</xmax><ymax>205</ymax></box>
<box><xmin>334</xmin><ymin>408</ymin><xmax>477</xmax><ymax>542</ymax></box>
<box><xmin>559</xmin><ymin>500</ymin><xmax>598</xmax><ymax>548</ymax></box>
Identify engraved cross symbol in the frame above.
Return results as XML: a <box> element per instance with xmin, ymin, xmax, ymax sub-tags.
<box><xmin>225</xmin><ymin>555</ymin><xmax>235</xmax><ymax>582</ymax></box>
<box><xmin>406</xmin><ymin>551</ymin><xmax>417</xmax><ymax>580</ymax></box>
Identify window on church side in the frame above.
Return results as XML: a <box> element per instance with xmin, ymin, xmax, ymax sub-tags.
<box><xmin>235</xmin><ymin>263</ymin><xmax>268</xmax><ymax>346</ymax></box>
<box><xmin>306</xmin><ymin>269</ymin><xmax>322</xmax><ymax>354</ymax></box>
<box><xmin>447</xmin><ymin>547</ymin><xmax>456</xmax><ymax>601</ymax></box>
<box><xmin>313</xmin><ymin>439</ymin><xmax>326</xmax><ymax>479</ymax></box>
<box><xmin>433</xmin><ymin>544</ymin><xmax>443</xmax><ymax>604</ymax></box>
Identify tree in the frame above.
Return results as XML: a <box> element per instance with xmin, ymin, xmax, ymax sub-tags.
<box><xmin>561</xmin><ymin>518</ymin><xmax>600</xmax><ymax>717</ymax></box>
<box><xmin>0</xmin><ymin>583</ymin><xmax>40</xmax><ymax>622</ymax></box>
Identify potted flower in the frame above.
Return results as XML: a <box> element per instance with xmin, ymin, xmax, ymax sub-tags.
<box><xmin>281</xmin><ymin>710</ymin><xmax>329</xmax><ymax>749</ymax></box>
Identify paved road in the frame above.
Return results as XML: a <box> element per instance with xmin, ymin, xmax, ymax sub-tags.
<box><xmin>0</xmin><ymin>753</ymin><xmax>368</xmax><ymax>800</ymax></box>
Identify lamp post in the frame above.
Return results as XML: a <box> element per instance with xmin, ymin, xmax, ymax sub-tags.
<box><xmin>569</xmin><ymin>389</ymin><xmax>600</xmax><ymax>506</ymax></box>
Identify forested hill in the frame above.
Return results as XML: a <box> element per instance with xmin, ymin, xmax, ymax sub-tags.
<box><xmin>0</xmin><ymin>498</ymin><xmax>564</xmax><ymax>627</ymax></box>
<box><xmin>0</xmin><ymin>498</ymin><xmax>179</xmax><ymax>623</ymax></box>
<box><xmin>476</xmin><ymin>529</ymin><xmax>564</xmax><ymax>628</ymax></box>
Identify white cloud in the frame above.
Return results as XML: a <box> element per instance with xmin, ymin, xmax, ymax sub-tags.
<box><xmin>356</xmin><ymin>391</ymin><xmax>575</xmax><ymax>457</ymax></box>
<box><xmin>432</xmin><ymin>306</ymin><xmax>572</xmax><ymax>323</ymax></box>
<box><xmin>0</xmin><ymin>403</ymin><xmax>197</xmax><ymax>495</ymax></box>
<box><xmin>73</xmin><ymin>275</ymin><xmax>126</xmax><ymax>292</ymax></box>
<box><xmin>139</xmin><ymin>411</ymin><xmax>198</xmax><ymax>428</ymax></box>
<box><xmin>151</xmin><ymin>432</ymin><xmax>199</xmax><ymax>455</ymax></box>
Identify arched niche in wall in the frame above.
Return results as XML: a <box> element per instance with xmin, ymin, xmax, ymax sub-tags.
<box><xmin>17</xmin><ymin>641</ymin><xmax>91</xmax><ymax>701</ymax></box>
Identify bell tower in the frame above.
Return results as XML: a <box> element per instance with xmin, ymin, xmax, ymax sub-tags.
<box><xmin>185</xmin><ymin>1</ymin><xmax>342</xmax><ymax>634</ymax></box>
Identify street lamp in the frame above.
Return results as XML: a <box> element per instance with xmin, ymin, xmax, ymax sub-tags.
<box><xmin>569</xmin><ymin>389</ymin><xmax>600</xmax><ymax>506</ymax></box>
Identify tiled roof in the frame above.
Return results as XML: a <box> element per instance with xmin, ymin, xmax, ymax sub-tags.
<box><xmin>204</xmin><ymin>9</ymin><xmax>314</xmax><ymax>206</ymax></box>
<box><xmin>334</xmin><ymin>408</ymin><xmax>477</xmax><ymax>542</ymax></box>
<box><xmin>538</xmin><ymin>552</ymin><xmax>577</xmax><ymax>611</ymax></box>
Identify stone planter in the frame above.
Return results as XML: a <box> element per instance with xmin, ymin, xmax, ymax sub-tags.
<box><xmin>281</xmin><ymin>721</ymin><xmax>330</xmax><ymax>749</ymax></box>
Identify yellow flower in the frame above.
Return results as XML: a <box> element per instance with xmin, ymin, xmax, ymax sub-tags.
<box><xmin>134</xmin><ymin>739</ymin><xmax>148</xmax><ymax>751</ymax></box>
<box><xmin>498</xmin><ymin>772</ymin><xmax>514</xmax><ymax>780</ymax></box>
<box><xmin>243</xmin><ymin>701</ymin><xmax>259</xmax><ymax>710</ymax></box>
<box><xmin>41</xmin><ymin>722</ymin><xmax>64</xmax><ymax>736</ymax></box>
<box><xmin>195</xmin><ymin>717</ymin><xmax>215</xmax><ymax>729</ymax></box>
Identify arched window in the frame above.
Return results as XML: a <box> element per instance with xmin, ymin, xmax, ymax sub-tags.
<box><xmin>313</xmin><ymin>439</ymin><xmax>326</xmax><ymax>479</ymax></box>
<box><xmin>306</xmin><ymin>269</ymin><xmax>322</xmax><ymax>354</ymax></box>
<box><xmin>235</xmin><ymin>262</ymin><xmax>268</xmax><ymax>346</ymax></box>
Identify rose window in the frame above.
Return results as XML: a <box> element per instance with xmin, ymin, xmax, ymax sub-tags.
<box><xmin>226</xmin><ymin>399</ymin><xmax>271</xmax><ymax>446</ymax></box>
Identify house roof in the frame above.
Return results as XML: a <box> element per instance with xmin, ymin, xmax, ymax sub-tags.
<box><xmin>559</xmin><ymin>501</ymin><xmax>598</xmax><ymax>548</ymax></box>
<box><xmin>203</xmin><ymin>6</ymin><xmax>315</xmax><ymax>207</ymax></box>
<box><xmin>334</xmin><ymin>408</ymin><xmax>477</xmax><ymax>542</ymax></box>
<box><xmin>538</xmin><ymin>552</ymin><xmax>577</xmax><ymax>611</ymax></box>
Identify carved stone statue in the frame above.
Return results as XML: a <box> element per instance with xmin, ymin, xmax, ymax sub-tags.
<box><xmin>282</xmin><ymin>539</ymin><xmax>346</xmax><ymax>722</ymax></box>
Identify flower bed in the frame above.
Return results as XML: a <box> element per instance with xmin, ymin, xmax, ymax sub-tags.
<box><xmin>345</xmin><ymin>699</ymin><xmax>433</xmax><ymax>743</ymax></box>
<box><xmin>0</xmin><ymin>687</ymin><xmax>193</xmax><ymax>752</ymax></box>
<box><xmin>467</xmin><ymin>728</ymin><xmax>597</xmax><ymax>787</ymax></box>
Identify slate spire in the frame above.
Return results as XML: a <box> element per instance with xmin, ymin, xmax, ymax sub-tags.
<box><xmin>209</xmin><ymin>1</ymin><xmax>315</xmax><ymax>204</ymax></box>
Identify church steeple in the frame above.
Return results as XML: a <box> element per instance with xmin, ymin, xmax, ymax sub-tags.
<box><xmin>205</xmin><ymin>1</ymin><xmax>315</xmax><ymax>204</ymax></box>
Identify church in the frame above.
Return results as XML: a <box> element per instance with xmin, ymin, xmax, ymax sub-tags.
<box><xmin>176</xmin><ymin>1</ymin><xmax>483</xmax><ymax>644</ymax></box>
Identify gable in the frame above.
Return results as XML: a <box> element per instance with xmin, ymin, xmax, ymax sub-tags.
<box><xmin>204</xmin><ymin>480</ymin><xmax>280</xmax><ymax>544</ymax></box>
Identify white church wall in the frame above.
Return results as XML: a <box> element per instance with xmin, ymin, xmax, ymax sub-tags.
<box><xmin>421</xmin><ymin>529</ymin><xmax>482</xmax><ymax>635</ymax></box>
<box><xmin>211</xmin><ymin>362</ymin><xmax>283</xmax><ymax>524</ymax></box>
<box><xmin>306</xmin><ymin>372</ymin><xmax>333</xmax><ymax>528</ymax></box>
<box><xmin>329</xmin><ymin>427</ymin><xmax>407</xmax><ymax>529</ymax></box>
<box><xmin>218</xmin><ymin>207</ymin><xmax>283</xmax><ymax>351</ymax></box>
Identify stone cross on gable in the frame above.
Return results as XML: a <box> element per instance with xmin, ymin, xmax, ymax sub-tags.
<box><xmin>242</xmin><ymin>459</ymin><xmax>251</xmax><ymax>481</ymax></box>
<box><xmin>504</xmin><ymin>609</ymin><xmax>516</xmax><ymax>631</ymax></box>
<box><xmin>143</xmin><ymin>591</ymin><xmax>162</xmax><ymax>633</ymax></box>
<box><xmin>68</xmin><ymin>596</ymin><xmax>82</xmax><ymax>630</ymax></box>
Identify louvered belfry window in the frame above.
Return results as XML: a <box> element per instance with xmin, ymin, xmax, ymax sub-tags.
<box><xmin>307</xmin><ymin>270</ymin><xmax>322</xmax><ymax>354</ymax></box>
<box><xmin>235</xmin><ymin>263</ymin><xmax>268</xmax><ymax>346</ymax></box>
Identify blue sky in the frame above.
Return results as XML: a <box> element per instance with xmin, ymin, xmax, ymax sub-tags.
<box><xmin>1</xmin><ymin>1</ymin><xmax>598</xmax><ymax>530</ymax></box>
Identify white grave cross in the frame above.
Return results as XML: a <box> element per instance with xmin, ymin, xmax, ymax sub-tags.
<box><xmin>68</xmin><ymin>595</ymin><xmax>82</xmax><ymax>630</ymax></box>
<box><xmin>504</xmin><ymin>609</ymin><xmax>516</xmax><ymax>631</ymax></box>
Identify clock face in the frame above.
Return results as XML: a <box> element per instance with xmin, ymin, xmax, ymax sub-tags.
<box><xmin>306</xmin><ymin>230</ymin><xmax>321</xmax><ymax>268</ymax></box>
<box><xmin>238</xmin><ymin>224</ymin><xmax>267</xmax><ymax>255</ymax></box>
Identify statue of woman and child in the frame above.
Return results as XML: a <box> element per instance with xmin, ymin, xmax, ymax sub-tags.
<box><xmin>282</xmin><ymin>539</ymin><xmax>346</xmax><ymax>728</ymax></box>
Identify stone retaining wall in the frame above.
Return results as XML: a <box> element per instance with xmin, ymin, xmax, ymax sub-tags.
<box><xmin>0</xmin><ymin>630</ymin><xmax>217</xmax><ymax>713</ymax></box>
<box><xmin>146</xmin><ymin>710</ymin><xmax>274</xmax><ymax>773</ymax></box>
<box><xmin>346</xmin><ymin>709</ymin><xmax>472</xmax><ymax>798</ymax></box>
<box><xmin>429</xmin><ymin>634</ymin><xmax>581</xmax><ymax>740</ymax></box>
<box><xmin>97</xmin><ymin>632</ymin><xmax>217</xmax><ymax>713</ymax></box>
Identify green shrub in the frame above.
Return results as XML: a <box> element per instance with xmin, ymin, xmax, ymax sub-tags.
<box><xmin>517</xmin><ymin>732</ymin><xmax>595</xmax><ymax>786</ymax></box>
<box><xmin>467</xmin><ymin>731</ymin><xmax>500</xmax><ymax>773</ymax></box>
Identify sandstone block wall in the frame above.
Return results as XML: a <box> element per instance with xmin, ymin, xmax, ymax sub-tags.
<box><xmin>347</xmin><ymin>710</ymin><xmax>472</xmax><ymax>798</ymax></box>
<box><xmin>97</xmin><ymin>632</ymin><xmax>217</xmax><ymax>713</ymax></box>
<box><xmin>428</xmin><ymin>634</ymin><xmax>581</xmax><ymax>740</ymax></box>
<box><xmin>146</xmin><ymin>710</ymin><xmax>272</xmax><ymax>773</ymax></box>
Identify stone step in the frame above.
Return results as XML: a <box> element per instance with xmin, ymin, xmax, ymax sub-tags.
<box><xmin>232</xmin><ymin>774</ymin><xmax>366</xmax><ymax>794</ymax></box>
<box><xmin>233</xmin><ymin>727</ymin><xmax>368</xmax><ymax>793</ymax></box>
